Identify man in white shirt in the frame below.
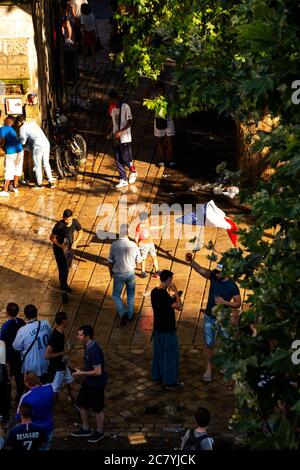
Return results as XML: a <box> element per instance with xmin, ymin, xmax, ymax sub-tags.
<box><xmin>15</xmin><ymin>115</ymin><xmax>54</xmax><ymax>190</ymax></box>
<box><xmin>13</xmin><ymin>305</ymin><xmax>51</xmax><ymax>382</ymax></box>
<box><xmin>108</xmin><ymin>90</ymin><xmax>138</xmax><ymax>189</ymax></box>
<box><xmin>108</xmin><ymin>224</ymin><xmax>142</xmax><ymax>326</ymax></box>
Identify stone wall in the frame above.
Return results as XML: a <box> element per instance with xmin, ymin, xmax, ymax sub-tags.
<box><xmin>0</xmin><ymin>1</ymin><xmax>62</xmax><ymax>125</ymax></box>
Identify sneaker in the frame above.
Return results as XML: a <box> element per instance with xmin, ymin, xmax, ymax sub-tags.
<box><xmin>70</xmin><ymin>428</ymin><xmax>92</xmax><ymax>437</ymax></box>
<box><xmin>128</xmin><ymin>172</ymin><xmax>137</xmax><ymax>184</ymax></box>
<box><xmin>140</xmin><ymin>271</ymin><xmax>147</xmax><ymax>278</ymax></box>
<box><xmin>115</xmin><ymin>179</ymin><xmax>128</xmax><ymax>189</ymax></box>
<box><xmin>19</xmin><ymin>179</ymin><xmax>29</xmax><ymax>186</ymax></box>
<box><xmin>48</xmin><ymin>182</ymin><xmax>55</xmax><ymax>189</ymax></box>
<box><xmin>9</xmin><ymin>185</ymin><xmax>18</xmax><ymax>193</ymax></box>
<box><xmin>87</xmin><ymin>431</ymin><xmax>105</xmax><ymax>443</ymax></box>
<box><xmin>157</xmin><ymin>161</ymin><xmax>165</xmax><ymax>167</ymax></box>
<box><xmin>169</xmin><ymin>162</ymin><xmax>176</xmax><ymax>167</ymax></box>
<box><xmin>32</xmin><ymin>185</ymin><xmax>44</xmax><ymax>190</ymax></box>
<box><xmin>120</xmin><ymin>313</ymin><xmax>129</xmax><ymax>326</ymax></box>
<box><xmin>0</xmin><ymin>191</ymin><xmax>9</xmax><ymax>197</ymax></box>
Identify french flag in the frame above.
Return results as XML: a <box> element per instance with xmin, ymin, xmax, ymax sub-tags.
<box><xmin>176</xmin><ymin>200</ymin><xmax>238</xmax><ymax>246</ymax></box>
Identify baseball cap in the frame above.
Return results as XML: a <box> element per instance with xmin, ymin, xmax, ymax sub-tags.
<box><xmin>215</xmin><ymin>263</ymin><xmax>223</xmax><ymax>272</ymax></box>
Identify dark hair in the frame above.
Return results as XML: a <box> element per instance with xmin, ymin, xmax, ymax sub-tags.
<box><xmin>6</xmin><ymin>302</ymin><xmax>19</xmax><ymax>317</ymax></box>
<box><xmin>4</xmin><ymin>115</ymin><xmax>15</xmax><ymax>126</ymax></box>
<box><xmin>78</xmin><ymin>324</ymin><xmax>94</xmax><ymax>339</ymax></box>
<box><xmin>194</xmin><ymin>406</ymin><xmax>211</xmax><ymax>427</ymax></box>
<box><xmin>19</xmin><ymin>403</ymin><xmax>33</xmax><ymax>419</ymax></box>
<box><xmin>15</xmin><ymin>115</ymin><xmax>26</xmax><ymax>125</ymax></box>
<box><xmin>109</xmin><ymin>90</ymin><xmax>120</xmax><ymax>101</ymax></box>
<box><xmin>81</xmin><ymin>3</ymin><xmax>91</xmax><ymax>15</ymax></box>
<box><xmin>24</xmin><ymin>370</ymin><xmax>40</xmax><ymax>386</ymax></box>
<box><xmin>63</xmin><ymin>209</ymin><xmax>73</xmax><ymax>218</ymax></box>
<box><xmin>55</xmin><ymin>311</ymin><xmax>68</xmax><ymax>325</ymax></box>
<box><xmin>24</xmin><ymin>304</ymin><xmax>38</xmax><ymax>320</ymax></box>
<box><xmin>160</xmin><ymin>269</ymin><xmax>173</xmax><ymax>283</ymax></box>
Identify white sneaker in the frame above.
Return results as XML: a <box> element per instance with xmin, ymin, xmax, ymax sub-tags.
<box><xmin>9</xmin><ymin>185</ymin><xmax>18</xmax><ymax>193</ymax></box>
<box><xmin>128</xmin><ymin>172</ymin><xmax>137</xmax><ymax>184</ymax></box>
<box><xmin>115</xmin><ymin>179</ymin><xmax>128</xmax><ymax>189</ymax></box>
<box><xmin>0</xmin><ymin>191</ymin><xmax>9</xmax><ymax>197</ymax></box>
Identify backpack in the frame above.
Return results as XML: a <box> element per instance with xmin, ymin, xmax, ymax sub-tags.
<box><xmin>182</xmin><ymin>429</ymin><xmax>210</xmax><ymax>451</ymax></box>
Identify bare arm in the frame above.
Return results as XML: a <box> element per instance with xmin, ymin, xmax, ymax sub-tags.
<box><xmin>72</xmin><ymin>365</ymin><xmax>102</xmax><ymax>378</ymax></box>
<box><xmin>215</xmin><ymin>294</ymin><xmax>241</xmax><ymax>309</ymax></box>
<box><xmin>169</xmin><ymin>283</ymin><xmax>183</xmax><ymax>311</ymax></box>
<box><xmin>108</xmin><ymin>262</ymin><xmax>114</xmax><ymax>277</ymax></box>
<box><xmin>186</xmin><ymin>255</ymin><xmax>211</xmax><ymax>279</ymax></box>
<box><xmin>72</xmin><ymin>229</ymin><xmax>83</xmax><ymax>249</ymax></box>
<box><xmin>50</xmin><ymin>233</ymin><xmax>65</xmax><ymax>251</ymax></box>
<box><xmin>45</xmin><ymin>344</ymin><xmax>68</xmax><ymax>360</ymax></box>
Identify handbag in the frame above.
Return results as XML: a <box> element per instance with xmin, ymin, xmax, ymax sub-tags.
<box><xmin>155</xmin><ymin>116</ymin><xmax>168</xmax><ymax>130</ymax></box>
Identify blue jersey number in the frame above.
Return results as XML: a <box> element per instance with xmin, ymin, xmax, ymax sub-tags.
<box><xmin>37</xmin><ymin>334</ymin><xmax>49</xmax><ymax>350</ymax></box>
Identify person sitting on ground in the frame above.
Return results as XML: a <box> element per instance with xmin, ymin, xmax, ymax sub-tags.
<box><xmin>135</xmin><ymin>211</ymin><xmax>162</xmax><ymax>278</ymax></box>
<box><xmin>181</xmin><ymin>406</ymin><xmax>214</xmax><ymax>451</ymax></box>
<box><xmin>6</xmin><ymin>403</ymin><xmax>47</xmax><ymax>450</ymax></box>
<box><xmin>0</xmin><ymin>115</ymin><xmax>24</xmax><ymax>197</ymax></box>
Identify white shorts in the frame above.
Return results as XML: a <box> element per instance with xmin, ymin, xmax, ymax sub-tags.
<box><xmin>51</xmin><ymin>368</ymin><xmax>74</xmax><ymax>393</ymax></box>
<box><xmin>154</xmin><ymin>118</ymin><xmax>176</xmax><ymax>138</ymax></box>
<box><xmin>5</xmin><ymin>151</ymin><xmax>24</xmax><ymax>180</ymax></box>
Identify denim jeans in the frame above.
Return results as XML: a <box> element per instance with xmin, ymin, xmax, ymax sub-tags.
<box><xmin>112</xmin><ymin>272</ymin><xmax>135</xmax><ymax>318</ymax></box>
<box><xmin>33</xmin><ymin>145</ymin><xmax>53</xmax><ymax>185</ymax></box>
<box><xmin>152</xmin><ymin>331</ymin><xmax>179</xmax><ymax>386</ymax></box>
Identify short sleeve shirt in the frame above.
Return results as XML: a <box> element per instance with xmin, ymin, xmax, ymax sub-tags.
<box><xmin>0</xmin><ymin>126</ymin><xmax>23</xmax><ymax>154</ymax></box>
<box><xmin>108</xmin><ymin>237</ymin><xmax>142</xmax><ymax>274</ymax></box>
<box><xmin>48</xmin><ymin>328</ymin><xmax>66</xmax><ymax>372</ymax></box>
<box><xmin>52</xmin><ymin>218</ymin><xmax>82</xmax><ymax>253</ymax></box>
<box><xmin>206</xmin><ymin>271</ymin><xmax>240</xmax><ymax>318</ymax></box>
<box><xmin>151</xmin><ymin>287</ymin><xmax>176</xmax><ymax>333</ymax></box>
<box><xmin>6</xmin><ymin>423</ymin><xmax>46</xmax><ymax>450</ymax></box>
<box><xmin>83</xmin><ymin>340</ymin><xmax>107</xmax><ymax>388</ymax></box>
<box><xmin>109</xmin><ymin>103</ymin><xmax>132</xmax><ymax>143</ymax></box>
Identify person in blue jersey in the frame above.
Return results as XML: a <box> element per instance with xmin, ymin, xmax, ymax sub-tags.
<box><xmin>71</xmin><ymin>325</ymin><xmax>107</xmax><ymax>443</ymax></box>
<box><xmin>16</xmin><ymin>371</ymin><xmax>54</xmax><ymax>450</ymax></box>
<box><xmin>13</xmin><ymin>305</ymin><xmax>51</xmax><ymax>383</ymax></box>
<box><xmin>0</xmin><ymin>303</ymin><xmax>25</xmax><ymax>402</ymax></box>
<box><xmin>0</xmin><ymin>115</ymin><xmax>24</xmax><ymax>196</ymax></box>
<box><xmin>6</xmin><ymin>403</ymin><xmax>46</xmax><ymax>450</ymax></box>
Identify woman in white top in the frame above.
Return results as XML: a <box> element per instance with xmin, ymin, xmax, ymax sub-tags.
<box><xmin>80</xmin><ymin>3</ymin><xmax>97</xmax><ymax>71</ymax></box>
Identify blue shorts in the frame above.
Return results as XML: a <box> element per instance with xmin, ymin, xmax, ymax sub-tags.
<box><xmin>203</xmin><ymin>314</ymin><xmax>228</xmax><ymax>347</ymax></box>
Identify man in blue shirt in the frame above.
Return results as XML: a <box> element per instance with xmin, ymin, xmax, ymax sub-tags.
<box><xmin>16</xmin><ymin>371</ymin><xmax>54</xmax><ymax>449</ymax></box>
<box><xmin>185</xmin><ymin>254</ymin><xmax>241</xmax><ymax>383</ymax></box>
<box><xmin>71</xmin><ymin>324</ymin><xmax>107</xmax><ymax>443</ymax></box>
<box><xmin>0</xmin><ymin>115</ymin><xmax>24</xmax><ymax>196</ymax></box>
<box><xmin>6</xmin><ymin>402</ymin><xmax>46</xmax><ymax>450</ymax></box>
<box><xmin>0</xmin><ymin>302</ymin><xmax>25</xmax><ymax>402</ymax></box>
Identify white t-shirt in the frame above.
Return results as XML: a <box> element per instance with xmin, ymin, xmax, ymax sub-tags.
<box><xmin>19</xmin><ymin>122</ymin><xmax>50</xmax><ymax>149</ymax></box>
<box><xmin>71</xmin><ymin>0</ymin><xmax>88</xmax><ymax>18</ymax></box>
<box><xmin>110</xmin><ymin>103</ymin><xmax>132</xmax><ymax>144</ymax></box>
<box><xmin>13</xmin><ymin>319</ymin><xmax>52</xmax><ymax>376</ymax></box>
<box><xmin>81</xmin><ymin>12</ymin><xmax>96</xmax><ymax>32</ymax></box>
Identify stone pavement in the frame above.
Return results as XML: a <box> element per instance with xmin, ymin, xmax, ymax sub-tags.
<box><xmin>0</xmin><ymin>44</ymin><xmax>248</xmax><ymax>449</ymax></box>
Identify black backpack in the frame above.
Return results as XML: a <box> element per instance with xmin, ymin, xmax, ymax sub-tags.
<box><xmin>183</xmin><ymin>429</ymin><xmax>210</xmax><ymax>451</ymax></box>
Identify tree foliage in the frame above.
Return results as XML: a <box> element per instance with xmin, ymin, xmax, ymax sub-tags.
<box><xmin>117</xmin><ymin>0</ymin><xmax>300</xmax><ymax>448</ymax></box>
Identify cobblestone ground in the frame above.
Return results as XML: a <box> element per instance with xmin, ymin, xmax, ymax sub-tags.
<box><xmin>0</xmin><ymin>29</ymin><xmax>247</xmax><ymax>450</ymax></box>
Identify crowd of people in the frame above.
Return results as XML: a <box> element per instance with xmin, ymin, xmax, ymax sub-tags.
<box><xmin>0</xmin><ymin>213</ymin><xmax>241</xmax><ymax>449</ymax></box>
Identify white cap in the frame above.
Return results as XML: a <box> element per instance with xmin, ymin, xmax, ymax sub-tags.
<box><xmin>0</xmin><ymin>340</ymin><xmax>6</xmax><ymax>365</ymax></box>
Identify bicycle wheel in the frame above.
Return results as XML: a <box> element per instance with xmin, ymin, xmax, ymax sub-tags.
<box><xmin>64</xmin><ymin>149</ymin><xmax>78</xmax><ymax>177</ymax></box>
<box><xmin>70</xmin><ymin>134</ymin><xmax>87</xmax><ymax>167</ymax></box>
<box><xmin>55</xmin><ymin>147</ymin><xmax>65</xmax><ymax>179</ymax></box>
